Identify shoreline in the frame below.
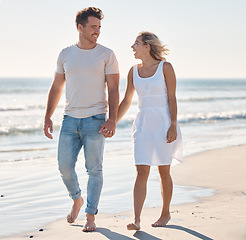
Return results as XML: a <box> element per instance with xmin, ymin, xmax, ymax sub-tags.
<box><xmin>1</xmin><ymin>144</ymin><xmax>246</xmax><ymax>240</ymax></box>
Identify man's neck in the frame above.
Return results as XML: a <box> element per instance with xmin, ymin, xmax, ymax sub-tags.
<box><xmin>77</xmin><ymin>40</ymin><xmax>97</xmax><ymax>50</ymax></box>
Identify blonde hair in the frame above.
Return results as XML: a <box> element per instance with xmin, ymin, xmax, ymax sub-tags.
<box><xmin>138</xmin><ymin>31</ymin><xmax>169</xmax><ymax>61</ymax></box>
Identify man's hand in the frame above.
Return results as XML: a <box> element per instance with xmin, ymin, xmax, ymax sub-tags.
<box><xmin>99</xmin><ymin>119</ymin><xmax>116</xmax><ymax>138</ymax></box>
<box><xmin>43</xmin><ymin>117</ymin><xmax>53</xmax><ymax>139</ymax></box>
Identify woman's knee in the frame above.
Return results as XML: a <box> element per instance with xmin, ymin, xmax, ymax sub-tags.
<box><xmin>136</xmin><ymin>166</ymin><xmax>150</xmax><ymax>179</ymax></box>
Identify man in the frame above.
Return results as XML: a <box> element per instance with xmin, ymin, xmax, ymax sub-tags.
<box><xmin>43</xmin><ymin>7</ymin><xmax>119</xmax><ymax>232</ymax></box>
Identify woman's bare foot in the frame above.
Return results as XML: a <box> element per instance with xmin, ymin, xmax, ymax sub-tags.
<box><xmin>151</xmin><ymin>213</ymin><xmax>171</xmax><ymax>227</ymax></box>
<box><xmin>127</xmin><ymin>220</ymin><xmax>140</xmax><ymax>230</ymax></box>
<box><xmin>82</xmin><ymin>213</ymin><xmax>96</xmax><ymax>232</ymax></box>
<box><xmin>67</xmin><ymin>197</ymin><xmax>84</xmax><ymax>223</ymax></box>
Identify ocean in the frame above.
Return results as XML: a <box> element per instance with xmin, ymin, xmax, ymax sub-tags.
<box><xmin>1</xmin><ymin>77</ymin><xmax>246</xmax><ymax>161</ymax></box>
<box><xmin>0</xmin><ymin>77</ymin><xmax>246</xmax><ymax>237</ymax></box>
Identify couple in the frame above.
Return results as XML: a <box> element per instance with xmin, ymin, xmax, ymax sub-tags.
<box><xmin>43</xmin><ymin>7</ymin><xmax>182</xmax><ymax>232</ymax></box>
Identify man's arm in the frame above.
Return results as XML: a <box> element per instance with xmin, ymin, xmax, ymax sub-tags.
<box><xmin>43</xmin><ymin>72</ymin><xmax>65</xmax><ymax>139</ymax></box>
<box><xmin>100</xmin><ymin>73</ymin><xmax>119</xmax><ymax>138</ymax></box>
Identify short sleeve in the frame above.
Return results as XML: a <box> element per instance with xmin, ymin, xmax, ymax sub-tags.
<box><xmin>56</xmin><ymin>51</ymin><xmax>65</xmax><ymax>74</ymax></box>
<box><xmin>105</xmin><ymin>50</ymin><xmax>119</xmax><ymax>75</ymax></box>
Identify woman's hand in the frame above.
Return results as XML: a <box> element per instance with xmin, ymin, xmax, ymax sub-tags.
<box><xmin>166</xmin><ymin>124</ymin><xmax>177</xmax><ymax>143</ymax></box>
<box><xmin>99</xmin><ymin>119</ymin><xmax>116</xmax><ymax>138</ymax></box>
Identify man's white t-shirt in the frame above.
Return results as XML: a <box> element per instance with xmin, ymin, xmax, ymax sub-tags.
<box><xmin>56</xmin><ymin>44</ymin><xmax>119</xmax><ymax>118</ymax></box>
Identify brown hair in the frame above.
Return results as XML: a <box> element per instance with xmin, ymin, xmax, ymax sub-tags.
<box><xmin>138</xmin><ymin>31</ymin><xmax>169</xmax><ymax>61</ymax></box>
<box><xmin>75</xmin><ymin>7</ymin><xmax>104</xmax><ymax>29</ymax></box>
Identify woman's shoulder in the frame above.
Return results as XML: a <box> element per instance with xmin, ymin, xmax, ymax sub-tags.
<box><xmin>163</xmin><ymin>61</ymin><xmax>171</xmax><ymax>66</ymax></box>
<box><xmin>163</xmin><ymin>61</ymin><xmax>174</xmax><ymax>73</ymax></box>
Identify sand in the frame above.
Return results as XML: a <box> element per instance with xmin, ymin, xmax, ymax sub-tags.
<box><xmin>1</xmin><ymin>145</ymin><xmax>246</xmax><ymax>240</ymax></box>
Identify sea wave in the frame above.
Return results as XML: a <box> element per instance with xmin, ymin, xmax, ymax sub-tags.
<box><xmin>117</xmin><ymin>111</ymin><xmax>246</xmax><ymax>127</ymax></box>
<box><xmin>1</xmin><ymin>111</ymin><xmax>245</xmax><ymax>136</ymax></box>
<box><xmin>178</xmin><ymin>96</ymin><xmax>246</xmax><ymax>102</ymax></box>
<box><xmin>0</xmin><ymin>105</ymin><xmax>64</xmax><ymax>112</ymax></box>
<box><xmin>178</xmin><ymin>111</ymin><xmax>246</xmax><ymax>124</ymax></box>
<box><xmin>0</xmin><ymin>125</ymin><xmax>61</xmax><ymax>136</ymax></box>
<box><xmin>0</xmin><ymin>148</ymin><xmax>49</xmax><ymax>153</ymax></box>
<box><xmin>0</xmin><ymin>155</ymin><xmax>55</xmax><ymax>163</ymax></box>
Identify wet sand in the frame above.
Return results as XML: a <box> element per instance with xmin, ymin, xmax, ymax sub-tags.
<box><xmin>1</xmin><ymin>145</ymin><xmax>246</xmax><ymax>240</ymax></box>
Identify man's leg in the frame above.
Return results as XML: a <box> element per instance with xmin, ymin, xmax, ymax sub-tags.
<box><xmin>82</xmin><ymin>114</ymin><xmax>105</xmax><ymax>232</ymax></box>
<box><xmin>58</xmin><ymin>115</ymin><xmax>84</xmax><ymax>223</ymax></box>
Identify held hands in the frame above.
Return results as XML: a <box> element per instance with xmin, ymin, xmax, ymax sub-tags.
<box><xmin>43</xmin><ymin>117</ymin><xmax>53</xmax><ymax>139</ymax></box>
<box><xmin>99</xmin><ymin>119</ymin><xmax>116</xmax><ymax>138</ymax></box>
<box><xmin>166</xmin><ymin>124</ymin><xmax>177</xmax><ymax>143</ymax></box>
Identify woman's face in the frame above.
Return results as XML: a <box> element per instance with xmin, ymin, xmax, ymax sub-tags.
<box><xmin>131</xmin><ymin>36</ymin><xmax>147</xmax><ymax>59</ymax></box>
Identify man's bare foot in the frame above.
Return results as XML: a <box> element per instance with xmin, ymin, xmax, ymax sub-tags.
<box><xmin>127</xmin><ymin>220</ymin><xmax>140</xmax><ymax>231</ymax></box>
<box><xmin>82</xmin><ymin>214</ymin><xmax>96</xmax><ymax>232</ymax></box>
<box><xmin>151</xmin><ymin>214</ymin><xmax>171</xmax><ymax>227</ymax></box>
<box><xmin>67</xmin><ymin>197</ymin><xmax>84</xmax><ymax>223</ymax></box>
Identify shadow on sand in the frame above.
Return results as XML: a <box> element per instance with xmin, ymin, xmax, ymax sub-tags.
<box><xmin>71</xmin><ymin>225</ymin><xmax>135</xmax><ymax>239</ymax></box>
<box><xmin>165</xmin><ymin>225</ymin><xmax>214</xmax><ymax>240</ymax></box>
<box><xmin>71</xmin><ymin>224</ymin><xmax>214</xmax><ymax>240</ymax></box>
<box><xmin>95</xmin><ymin>228</ymin><xmax>135</xmax><ymax>240</ymax></box>
<box><xmin>133</xmin><ymin>231</ymin><xmax>163</xmax><ymax>240</ymax></box>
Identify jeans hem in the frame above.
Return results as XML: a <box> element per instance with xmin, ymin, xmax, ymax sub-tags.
<box><xmin>70</xmin><ymin>192</ymin><xmax>81</xmax><ymax>201</ymax></box>
<box><xmin>85</xmin><ymin>207</ymin><xmax>98</xmax><ymax>215</ymax></box>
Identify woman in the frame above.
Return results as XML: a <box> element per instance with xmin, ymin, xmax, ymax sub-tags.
<box><xmin>117</xmin><ymin>32</ymin><xmax>182</xmax><ymax>230</ymax></box>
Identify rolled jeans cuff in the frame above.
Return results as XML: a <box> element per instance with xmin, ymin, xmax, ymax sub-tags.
<box><xmin>85</xmin><ymin>206</ymin><xmax>98</xmax><ymax>215</ymax></box>
<box><xmin>70</xmin><ymin>190</ymin><xmax>81</xmax><ymax>201</ymax></box>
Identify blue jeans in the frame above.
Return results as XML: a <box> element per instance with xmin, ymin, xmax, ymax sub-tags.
<box><xmin>58</xmin><ymin>113</ymin><xmax>105</xmax><ymax>215</ymax></box>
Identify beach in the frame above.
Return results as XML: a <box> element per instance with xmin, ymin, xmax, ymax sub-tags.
<box><xmin>1</xmin><ymin>78</ymin><xmax>246</xmax><ymax>239</ymax></box>
<box><xmin>1</xmin><ymin>0</ymin><xmax>246</xmax><ymax>238</ymax></box>
<box><xmin>1</xmin><ymin>145</ymin><xmax>245</xmax><ymax>240</ymax></box>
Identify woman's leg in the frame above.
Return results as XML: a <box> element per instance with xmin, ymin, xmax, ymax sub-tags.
<box><xmin>127</xmin><ymin>165</ymin><xmax>150</xmax><ymax>230</ymax></box>
<box><xmin>152</xmin><ymin>164</ymin><xmax>172</xmax><ymax>227</ymax></box>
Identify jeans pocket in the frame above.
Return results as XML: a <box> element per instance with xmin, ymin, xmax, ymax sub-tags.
<box><xmin>91</xmin><ymin>113</ymin><xmax>106</xmax><ymax>121</ymax></box>
<box><xmin>61</xmin><ymin>115</ymin><xmax>77</xmax><ymax>132</ymax></box>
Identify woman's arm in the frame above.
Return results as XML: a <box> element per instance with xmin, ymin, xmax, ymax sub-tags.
<box><xmin>117</xmin><ymin>67</ymin><xmax>135</xmax><ymax>123</ymax></box>
<box><xmin>163</xmin><ymin>62</ymin><xmax>178</xmax><ymax>143</ymax></box>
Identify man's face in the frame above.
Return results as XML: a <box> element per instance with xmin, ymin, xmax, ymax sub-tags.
<box><xmin>80</xmin><ymin>16</ymin><xmax>101</xmax><ymax>44</ymax></box>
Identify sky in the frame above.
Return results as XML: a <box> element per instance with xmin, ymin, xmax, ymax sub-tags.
<box><xmin>0</xmin><ymin>0</ymin><xmax>246</xmax><ymax>79</ymax></box>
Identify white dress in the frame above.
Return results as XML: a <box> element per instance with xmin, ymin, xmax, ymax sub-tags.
<box><xmin>132</xmin><ymin>61</ymin><xmax>182</xmax><ymax>166</ymax></box>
